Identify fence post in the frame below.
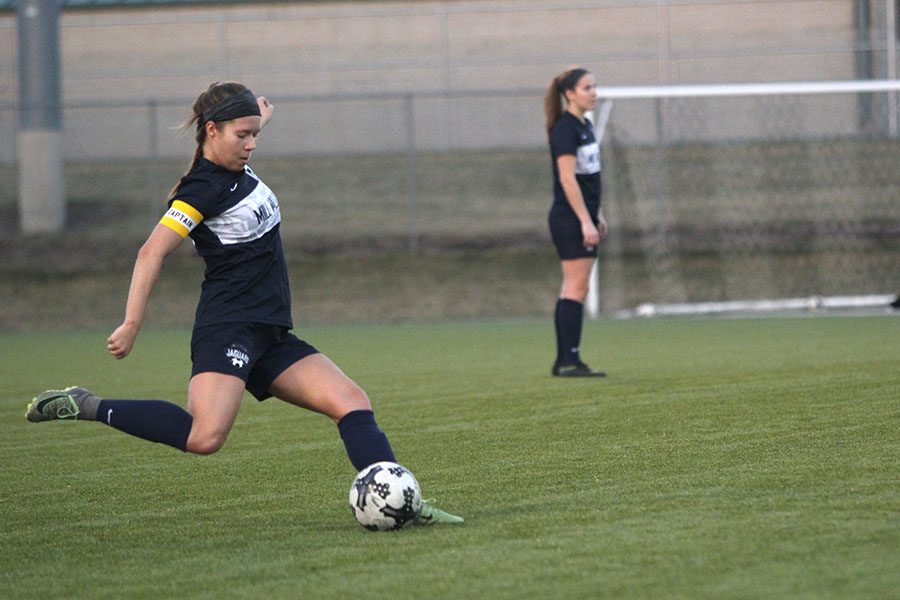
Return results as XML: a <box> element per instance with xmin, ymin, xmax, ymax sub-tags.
<box><xmin>17</xmin><ymin>0</ymin><xmax>64</xmax><ymax>234</ymax></box>
<box><xmin>886</xmin><ymin>0</ymin><xmax>898</xmax><ymax>137</ymax></box>
<box><xmin>404</xmin><ymin>93</ymin><xmax>419</xmax><ymax>252</ymax></box>
<box><xmin>146</xmin><ymin>99</ymin><xmax>161</xmax><ymax>224</ymax></box>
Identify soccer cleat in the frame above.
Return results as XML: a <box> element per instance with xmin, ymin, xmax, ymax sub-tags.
<box><xmin>552</xmin><ymin>361</ymin><xmax>607</xmax><ymax>378</ymax></box>
<box><xmin>26</xmin><ymin>386</ymin><xmax>100</xmax><ymax>422</ymax></box>
<box><xmin>416</xmin><ymin>499</ymin><xmax>464</xmax><ymax>525</ymax></box>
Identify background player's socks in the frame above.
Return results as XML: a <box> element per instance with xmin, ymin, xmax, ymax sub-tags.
<box><xmin>554</xmin><ymin>298</ymin><xmax>584</xmax><ymax>366</ymax></box>
<box><xmin>96</xmin><ymin>399</ymin><xmax>193</xmax><ymax>451</ymax></box>
<box><xmin>338</xmin><ymin>409</ymin><xmax>396</xmax><ymax>471</ymax></box>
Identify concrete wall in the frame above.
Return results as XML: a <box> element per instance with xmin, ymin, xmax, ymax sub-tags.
<box><xmin>0</xmin><ymin>0</ymin><xmax>897</xmax><ymax>160</ymax></box>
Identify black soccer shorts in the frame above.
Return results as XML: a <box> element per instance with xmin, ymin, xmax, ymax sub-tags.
<box><xmin>548</xmin><ymin>212</ymin><xmax>599</xmax><ymax>260</ymax></box>
<box><xmin>190</xmin><ymin>323</ymin><xmax>319</xmax><ymax>400</ymax></box>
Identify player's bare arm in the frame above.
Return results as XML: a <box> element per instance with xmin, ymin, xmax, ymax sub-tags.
<box><xmin>107</xmin><ymin>224</ymin><xmax>183</xmax><ymax>359</ymax></box>
<box><xmin>557</xmin><ymin>154</ymin><xmax>600</xmax><ymax>248</ymax></box>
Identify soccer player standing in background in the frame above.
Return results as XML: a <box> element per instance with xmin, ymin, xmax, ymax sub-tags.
<box><xmin>26</xmin><ymin>82</ymin><xmax>462</xmax><ymax>525</ymax></box>
<box><xmin>544</xmin><ymin>67</ymin><xmax>608</xmax><ymax>377</ymax></box>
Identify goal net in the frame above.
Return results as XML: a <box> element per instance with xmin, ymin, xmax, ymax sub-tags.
<box><xmin>592</xmin><ymin>80</ymin><xmax>900</xmax><ymax>317</ymax></box>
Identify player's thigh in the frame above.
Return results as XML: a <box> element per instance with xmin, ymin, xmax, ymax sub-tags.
<box><xmin>269</xmin><ymin>353</ymin><xmax>371</xmax><ymax>422</ymax></box>
<box><xmin>559</xmin><ymin>257</ymin><xmax>595</xmax><ymax>300</ymax></box>
<box><xmin>187</xmin><ymin>371</ymin><xmax>246</xmax><ymax>439</ymax></box>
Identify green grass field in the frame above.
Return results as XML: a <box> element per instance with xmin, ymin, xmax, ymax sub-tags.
<box><xmin>1</xmin><ymin>316</ymin><xmax>898</xmax><ymax>599</ymax></box>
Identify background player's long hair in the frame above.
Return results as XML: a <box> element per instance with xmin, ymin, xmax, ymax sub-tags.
<box><xmin>170</xmin><ymin>82</ymin><xmax>252</xmax><ymax>196</ymax></box>
<box><xmin>544</xmin><ymin>67</ymin><xmax>588</xmax><ymax>142</ymax></box>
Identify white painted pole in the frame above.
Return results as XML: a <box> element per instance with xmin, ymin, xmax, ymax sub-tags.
<box><xmin>586</xmin><ymin>259</ymin><xmax>600</xmax><ymax>318</ymax></box>
<box><xmin>17</xmin><ymin>0</ymin><xmax>65</xmax><ymax>234</ymax></box>
<box><xmin>586</xmin><ymin>100</ymin><xmax>613</xmax><ymax>320</ymax></box>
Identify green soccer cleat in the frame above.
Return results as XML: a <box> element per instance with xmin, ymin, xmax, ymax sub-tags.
<box><xmin>26</xmin><ymin>386</ymin><xmax>100</xmax><ymax>422</ymax></box>
<box><xmin>416</xmin><ymin>499</ymin><xmax>464</xmax><ymax>525</ymax></box>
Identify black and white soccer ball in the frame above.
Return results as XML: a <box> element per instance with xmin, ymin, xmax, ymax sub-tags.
<box><xmin>349</xmin><ymin>461</ymin><xmax>422</xmax><ymax>531</ymax></box>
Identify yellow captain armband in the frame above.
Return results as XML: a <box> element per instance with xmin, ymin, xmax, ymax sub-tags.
<box><xmin>160</xmin><ymin>200</ymin><xmax>204</xmax><ymax>238</ymax></box>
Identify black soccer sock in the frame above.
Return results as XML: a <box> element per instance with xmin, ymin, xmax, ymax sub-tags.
<box><xmin>337</xmin><ymin>409</ymin><xmax>397</xmax><ymax>471</ymax></box>
<box><xmin>95</xmin><ymin>399</ymin><xmax>193</xmax><ymax>452</ymax></box>
<box><xmin>554</xmin><ymin>298</ymin><xmax>584</xmax><ymax>366</ymax></box>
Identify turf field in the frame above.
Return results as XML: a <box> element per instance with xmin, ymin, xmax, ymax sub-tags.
<box><xmin>1</xmin><ymin>316</ymin><xmax>897</xmax><ymax>599</ymax></box>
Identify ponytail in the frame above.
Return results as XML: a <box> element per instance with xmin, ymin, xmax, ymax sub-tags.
<box><xmin>544</xmin><ymin>67</ymin><xmax>589</xmax><ymax>141</ymax></box>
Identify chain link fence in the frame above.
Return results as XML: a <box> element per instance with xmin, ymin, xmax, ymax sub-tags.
<box><xmin>1</xmin><ymin>83</ymin><xmax>898</xmax><ymax>318</ymax></box>
<box><xmin>598</xmin><ymin>83</ymin><xmax>900</xmax><ymax>314</ymax></box>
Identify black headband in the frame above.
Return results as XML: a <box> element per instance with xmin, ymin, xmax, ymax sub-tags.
<box><xmin>201</xmin><ymin>89</ymin><xmax>261</xmax><ymax>124</ymax></box>
<box><xmin>557</xmin><ymin>69</ymin><xmax>588</xmax><ymax>94</ymax></box>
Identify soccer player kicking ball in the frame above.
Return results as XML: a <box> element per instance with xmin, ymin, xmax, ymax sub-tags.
<box><xmin>26</xmin><ymin>82</ymin><xmax>462</xmax><ymax>527</ymax></box>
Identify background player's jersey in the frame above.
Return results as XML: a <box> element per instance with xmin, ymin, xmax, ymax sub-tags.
<box><xmin>549</xmin><ymin>111</ymin><xmax>601</xmax><ymax>220</ymax></box>
<box><xmin>161</xmin><ymin>158</ymin><xmax>292</xmax><ymax>330</ymax></box>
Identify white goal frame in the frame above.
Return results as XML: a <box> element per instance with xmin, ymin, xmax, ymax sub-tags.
<box><xmin>586</xmin><ymin>79</ymin><xmax>900</xmax><ymax>319</ymax></box>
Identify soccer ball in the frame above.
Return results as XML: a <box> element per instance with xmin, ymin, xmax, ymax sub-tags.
<box><xmin>348</xmin><ymin>461</ymin><xmax>422</xmax><ymax>531</ymax></box>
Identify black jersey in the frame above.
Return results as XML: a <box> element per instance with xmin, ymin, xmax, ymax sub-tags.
<box><xmin>160</xmin><ymin>158</ymin><xmax>292</xmax><ymax>330</ymax></box>
<box><xmin>549</xmin><ymin>111</ymin><xmax>601</xmax><ymax>220</ymax></box>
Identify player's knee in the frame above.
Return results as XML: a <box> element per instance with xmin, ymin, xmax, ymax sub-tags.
<box><xmin>561</xmin><ymin>286</ymin><xmax>589</xmax><ymax>303</ymax></box>
<box><xmin>329</xmin><ymin>384</ymin><xmax>372</xmax><ymax>423</ymax></box>
<box><xmin>560</xmin><ymin>279</ymin><xmax>589</xmax><ymax>301</ymax></box>
<box><xmin>344</xmin><ymin>383</ymin><xmax>371</xmax><ymax>412</ymax></box>
<box><xmin>186</xmin><ymin>430</ymin><xmax>228</xmax><ymax>455</ymax></box>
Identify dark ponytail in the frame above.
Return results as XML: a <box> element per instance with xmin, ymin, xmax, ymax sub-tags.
<box><xmin>544</xmin><ymin>67</ymin><xmax>588</xmax><ymax>141</ymax></box>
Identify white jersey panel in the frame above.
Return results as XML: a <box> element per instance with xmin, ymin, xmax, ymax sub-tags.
<box><xmin>575</xmin><ymin>141</ymin><xmax>601</xmax><ymax>175</ymax></box>
<box><xmin>205</xmin><ymin>179</ymin><xmax>281</xmax><ymax>245</ymax></box>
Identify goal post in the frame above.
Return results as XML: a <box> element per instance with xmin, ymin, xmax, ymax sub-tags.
<box><xmin>588</xmin><ymin>79</ymin><xmax>900</xmax><ymax>318</ymax></box>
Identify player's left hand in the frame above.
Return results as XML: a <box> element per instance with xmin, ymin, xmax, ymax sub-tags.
<box><xmin>257</xmin><ymin>96</ymin><xmax>274</xmax><ymax>128</ymax></box>
<box><xmin>597</xmin><ymin>209</ymin><xmax>609</xmax><ymax>242</ymax></box>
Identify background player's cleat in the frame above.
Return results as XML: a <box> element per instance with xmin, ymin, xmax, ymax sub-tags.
<box><xmin>416</xmin><ymin>499</ymin><xmax>464</xmax><ymax>525</ymax></box>
<box><xmin>26</xmin><ymin>386</ymin><xmax>100</xmax><ymax>422</ymax></box>
<box><xmin>552</xmin><ymin>361</ymin><xmax>607</xmax><ymax>378</ymax></box>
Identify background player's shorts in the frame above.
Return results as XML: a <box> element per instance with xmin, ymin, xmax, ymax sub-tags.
<box><xmin>191</xmin><ymin>323</ymin><xmax>319</xmax><ymax>401</ymax></box>
<box><xmin>548</xmin><ymin>212</ymin><xmax>599</xmax><ymax>260</ymax></box>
